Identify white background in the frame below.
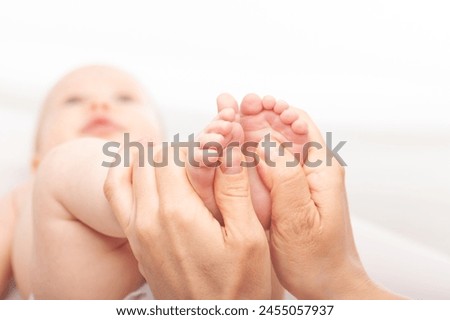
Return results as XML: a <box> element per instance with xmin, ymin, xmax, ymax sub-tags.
<box><xmin>0</xmin><ymin>0</ymin><xmax>449</xmax><ymax>298</ymax></box>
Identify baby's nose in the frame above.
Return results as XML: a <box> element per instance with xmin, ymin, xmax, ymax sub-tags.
<box><xmin>89</xmin><ymin>99</ymin><xmax>112</xmax><ymax>112</ymax></box>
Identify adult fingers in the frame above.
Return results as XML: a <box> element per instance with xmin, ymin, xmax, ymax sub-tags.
<box><xmin>298</xmin><ymin>109</ymin><xmax>345</xmax><ymax>185</ymax></box>
<box><xmin>214</xmin><ymin>146</ymin><xmax>261</xmax><ymax>234</ymax></box>
<box><xmin>132</xmin><ymin>142</ymin><xmax>160</xmax><ymax>230</ymax></box>
<box><xmin>104</xmin><ymin>145</ymin><xmax>135</xmax><ymax>235</ymax></box>
<box><xmin>154</xmin><ymin>146</ymin><xmax>211</xmax><ymax>223</ymax></box>
<box><xmin>297</xmin><ymin>110</ymin><xmax>347</xmax><ymax>221</ymax></box>
<box><xmin>256</xmin><ymin>138</ymin><xmax>317</xmax><ymax>225</ymax></box>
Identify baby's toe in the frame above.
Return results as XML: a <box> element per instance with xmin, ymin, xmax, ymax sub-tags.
<box><xmin>217</xmin><ymin>93</ymin><xmax>239</xmax><ymax>113</ymax></box>
<box><xmin>199</xmin><ymin>133</ymin><xmax>225</xmax><ymax>150</ymax></box>
<box><xmin>280</xmin><ymin>108</ymin><xmax>299</xmax><ymax>125</ymax></box>
<box><xmin>216</xmin><ymin>107</ymin><xmax>236</xmax><ymax>122</ymax></box>
<box><xmin>226</xmin><ymin>121</ymin><xmax>244</xmax><ymax>145</ymax></box>
<box><xmin>291</xmin><ymin>119</ymin><xmax>308</xmax><ymax>135</ymax></box>
<box><xmin>273</xmin><ymin>99</ymin><xmax>289</xmax><ymax>114</ymax></box>
<box><xmin>195</xmin><ymin>133</ymin><xmax>224</xmax><ymax>166</ymax></box>
<box><xmin>262</xmin><ymin>95</ymin><xmax>276</xmax><ymax>110</ymax></box>
<box><xmin>204</xmin><ymin>120</ymin><xmax>233</xmax><ymax>136</ymax></box>
<box><xmin>240</xmin><ymin>93</ymin><xmax>263</xmax><ymax>115</ymax></box>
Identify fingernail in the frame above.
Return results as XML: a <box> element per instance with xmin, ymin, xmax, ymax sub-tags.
<box><xmin>221</xmin><ymin>146</ymin><xmax>242</xmax><ymax>174</ymax></box>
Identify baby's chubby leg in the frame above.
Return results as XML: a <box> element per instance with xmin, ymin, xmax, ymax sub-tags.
<box><xmin>32</xmin><ymin>138</ymin><xmax>143</xmax><ymax>299</ymax></box>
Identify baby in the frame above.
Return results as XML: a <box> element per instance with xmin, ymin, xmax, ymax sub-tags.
<box><xmin>0</xmin><ymin>65</ymin><xmax>163</xmax><ymax>299</ymax></box>
<box><xmin>0</xmin><ymin>65</ymin><xmax>309</xmax><ymax>299</ymax></box>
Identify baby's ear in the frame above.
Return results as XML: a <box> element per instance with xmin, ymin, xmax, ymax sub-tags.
<box><xmin>31</xmin><ymin>154</ymin><xmax>41</xmax><ymax>172</ymax></box>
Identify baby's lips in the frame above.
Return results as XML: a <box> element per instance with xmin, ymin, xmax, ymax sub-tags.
<box><xmin>81</xmin><ymin>117</ymin><xmax>124</xmax><ymax>137</ymax></box>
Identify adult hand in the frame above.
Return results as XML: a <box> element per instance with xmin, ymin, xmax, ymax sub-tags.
<box><xmin>257</xmin><ymin>109</ymin><xmax>402</xmax><ymax>299</ymax></box>
<box><xmin>104</xmin><ymin>145</ymin><xmax>272</xmax><ymax>299</ymax></box>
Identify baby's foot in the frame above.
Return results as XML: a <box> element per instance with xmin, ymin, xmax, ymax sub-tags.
<box><xmin>240</xmin><ymin>93</ymin><xmax>309</xmax><ymax>228</ymax></box>
<box><xmin>186</xmin><ymin>93</ymin><xmax>243</xmax><ymax>224</ymax></box>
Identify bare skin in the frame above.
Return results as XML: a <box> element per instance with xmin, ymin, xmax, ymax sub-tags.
<box><xmin>186</xmin><ymin>94</ymin><xmax>244</xmax><ymax>225</ymax></box>
<box><xmin>2</xmin><ymin>64</ymin><xmax>396</xmax><ymax>300</ymax></box>
<box><xmin>32</xmin><ymin>138</ymin><xmax>144</xmax><ymax>299</ymax></box>
<box><xmin>105</xmin><ymin>144</ymin><xmax>273</xmax><ymax>299</ymax></box>
<box><xmin>107</xmin><ymin>99</ymin><xmax>404</xmax><ymax>300</ymax></box>
<box><xmin>0</xmin><ymin>69</ymin><xmax>283</xmax><ymax>299</ymax></box>
<box><xmin>186</xmin><ymin>93</ymin><xmax>309</xmax><ymax>230</ymax></box>
<box><xmin>256</xmin><ymin>106</ymin><xmax>404</xmax><ymax>299</ymax></box>
<box><xmin>186</xmin><ymin>95</ymin><xmax>285</xmax><ymax>298</ymax></box>
<box><xmin>0</xmin><ymin>193</ymin><xmax>16</xmax><ymax>298</ymax></box>
<box><xmin>0</xmin><ymin>66</ymin><xmax>161</xmax><ymax>299</ymax></box>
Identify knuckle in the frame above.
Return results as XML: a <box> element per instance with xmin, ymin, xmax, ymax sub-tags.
<box><xmin>248</xmin><ymin>233</ymin><xmax>267</xmax><ymax>251</ymax></box>
<box><xmin>160</xmin><ymin>202</ymin><xmax>195</xmax><ymax>227</ymax></box>
<box><xmin>217</xmin><ymin>182</ymin><xmax>249</xmax><ymax>201</ymax></box>
<box><xmin>160</xmin><ymin>202</ymin><xmax>179</xmax><ymax>219</ymax></box>
<box><xmin>173</xmin><ymin>212</ymin><xmax>196</xmax><ymax>228</ymax></box>
<box><xmin>232</xmin><ymin>229</ymin><xmax>267</xmax><ymax>254</ymax></box>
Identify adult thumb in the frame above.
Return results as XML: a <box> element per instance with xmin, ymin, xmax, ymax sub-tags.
<box><xmin>256</xmin><ymin>138</ymin><xmax>317</xmax><ymax>228</ymax></box>
<box><xmin>214</xmin><ymin>146</ymin><xmax>260</xmax><ymax>232</ymax></box>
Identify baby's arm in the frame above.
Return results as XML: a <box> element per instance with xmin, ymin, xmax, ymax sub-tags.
<box><xmin>32</xmin><ymin>138</ymin><xmax>142</xmax><ymax>299</ymax></box>
<box><xmin>0</xmin><ymin>192</ymin><xmax>16</xmax><ymax>298</ymax></box>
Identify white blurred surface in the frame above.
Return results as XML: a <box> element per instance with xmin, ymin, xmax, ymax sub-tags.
<box><xmin>1</xmin><ymin>0</ymin><xmax>449</xmax><ymax>299</ymax></box>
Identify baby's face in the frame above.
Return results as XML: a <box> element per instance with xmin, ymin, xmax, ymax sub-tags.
<box><xmin>35</xmin><ymin>66</ymin><xmax>162</xmax><ymax>159</ymax></box>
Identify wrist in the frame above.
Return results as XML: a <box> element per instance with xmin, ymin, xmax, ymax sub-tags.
<box><xmin>326</xmin><ymin>259</ymin><xmax>406</xmax><ymax>300</ymax></box>
<box><xmin>292</xmin><ymin>258</ymin><xmax>404</xmax><ymax>300</ymax></box>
